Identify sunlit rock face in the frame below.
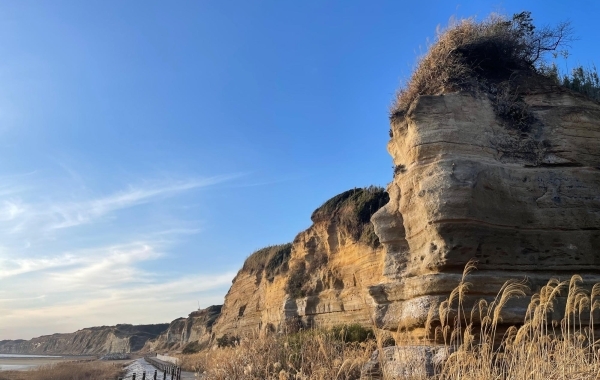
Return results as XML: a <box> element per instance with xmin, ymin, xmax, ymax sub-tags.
<box><xmin>211</xmin><ymin>188</ymin><xmax>389</xmax><ymax>339</ymax></box>
<box><xmin>212</xmin><ymin>217</ymin><xmax>385</xmax><ymax>339</ymax></box>
<box><xmin>371</xmin><ymin>85</ymin><xmax>600</xmax><ymax>339</ymax></box>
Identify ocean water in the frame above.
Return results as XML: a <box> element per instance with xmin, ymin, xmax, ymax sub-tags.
<box><xmin>0</xmin><ymin>364</ymin><xmax>38</xmax><ymax>370</ymax></box>
<box><xmin>0</xmin><ymin>354</ymin><xmax>64</xmax><ymax>371</ymax></box>
<box><xmin>0</xmin><ymin>354</ymin><xmax>62</xmax><ymax>358</ymax></box>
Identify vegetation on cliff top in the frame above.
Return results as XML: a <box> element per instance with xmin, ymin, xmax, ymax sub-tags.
<box><xmin>311</xmin><ymin>186</ymin><xmax>389</xmax><ymax>248</ymax></box>
<box><xmin>241</xmin><ymin>243</ymin><xmax>293</xmax><ymax>283</ymax></box>
<box><xmin>283</xmin><ymin>187</ymin><xmax>389</xmax><ymax>299</ymax></box>
<box><xmin>240</xmin><ymin>187</ymin><xmax>388</xmax><ymax>288</ymax></box>
<box><xmin>391</xmin><ymin>12</ymin><xmax>599</xmax><ymax>125</ymax></box>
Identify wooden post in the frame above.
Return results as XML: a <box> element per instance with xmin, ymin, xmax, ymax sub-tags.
<box><xmin>142</xmin><ymin>372</ymin><xmax>146</xmax><ymax>380</ymax></box>
<box><xmin>154</xmin><ymin>370</ymin><xmax>157</xmax><ymax>380</ymax></box>
<box><xmin>133</xmin><ymin>374</ymin><xmax>136</xmax><ymax>380</ymax></box>
<box><xmin>163</xmin><ymin>369</ymin><xmax>166</xmax><ymax>380</ymax></box>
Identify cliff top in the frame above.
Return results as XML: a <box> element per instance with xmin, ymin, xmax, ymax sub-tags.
<box><xmin>310</xmin><ymin>186</ymin><xmax>388</xmax><ymax>248</ymax></box>
<box><xmin>238</xmin><ymin>187</ymin><xmax>389</xmax><ymax>283</ymax></box>
<box><xmin>390</xmin><ymin>12</ymin><xmax>573</xmax><ymax>120</ymax></box>
<box><xmin>241</xmin><ymin>244</ymin><xmax>293</xmax><ymax>282</ymax></box>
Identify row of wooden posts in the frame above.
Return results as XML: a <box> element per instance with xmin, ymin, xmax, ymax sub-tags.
<box><xmin>118</xmin><ymin>357</ymin><xmax>182</xmax><ymax>380</ymax></box>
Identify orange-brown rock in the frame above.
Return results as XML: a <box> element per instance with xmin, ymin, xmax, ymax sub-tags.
<box><xmin>212</xmin><ymin>188</ymin><xmax>389</xmax><ymax>339</ymax></box>
<box><xmin>371</xmin><ymin>82</ymin><xmax>600</xmax><ymax>339</ymax></box>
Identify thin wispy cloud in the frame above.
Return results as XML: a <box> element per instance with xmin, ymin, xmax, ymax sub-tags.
<box><xmin>0</xmin><ymin>239</ymin><xmax>236</xmax><ymax>340</ymax></box>
<box><xmin>0</xmin><ymin>173</ymin><xmax>241</xmax><ymax>237</ymax></box>
<box><xmin>0</xmin><ymin>254</ymin><xmax>80</xmax><ymax>279</ymax></box>
<box><xmin>0</xmin><ymin>170</ymin><xmax>241</xmax><ymax>340</ymax></box>
<box><xmin>48</xmin><ymin>174</ymin><xmax>240</xmax><ymax>230</ymax></box>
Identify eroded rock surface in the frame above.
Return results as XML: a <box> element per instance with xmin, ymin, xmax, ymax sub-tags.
<box><xmin>143</xmin><ymin>305</ymin><xmax>221</xmax><ymax>352</ymax></box>
<box><xmin>212</xmin><ymin>188</ymin><xmax>388</xmax><ymax>339</ymax></box>
<box><xmin>371</xmin><ymin>84</ymin><xmax>600</xmax><ymax>339</ymax></box>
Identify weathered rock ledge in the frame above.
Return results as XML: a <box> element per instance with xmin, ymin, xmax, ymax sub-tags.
<box><xmin>371</xmin><ymin>83</ymin><xmax>600</xmax><ymax>340</ymax></box>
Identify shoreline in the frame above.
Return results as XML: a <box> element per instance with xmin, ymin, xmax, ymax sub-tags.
<box><xmin>0</xmin><ymin>355</ymin><xmax>97</xmax><ymax>371</ymax></box>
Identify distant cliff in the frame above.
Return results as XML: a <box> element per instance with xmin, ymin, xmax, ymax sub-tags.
<box><xmin>0</xmin><ymin>324</ymin><xmax>169</xmax><ymax>355</ymax></box>
<box><xmin>143</xmin><ymin>305</ymin><xmax>221</xmax><ymax>353</ymax></box>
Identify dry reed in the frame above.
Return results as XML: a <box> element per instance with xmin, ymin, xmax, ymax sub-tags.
<box><xmin>178</xmin><ymin>329</ymin><xmax>374</xmax><ymax>380</ymax></box>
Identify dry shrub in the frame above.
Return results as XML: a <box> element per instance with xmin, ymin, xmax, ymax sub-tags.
<box><xmin>0</xmin><ymin>360</ymin><xmax>124</xmax><ymax>380</ymax></box>
<box><xmin>178</xmin><ymin>330</ymin><xmax>374</xmax><ymax>380</ymax></box>
<box><xmin>391</xmin><ymin>12</ymin><xmax>572</xmax><ymax>119</ymax></box>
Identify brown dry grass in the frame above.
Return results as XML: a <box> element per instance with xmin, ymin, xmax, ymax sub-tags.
<box><xmin>178</xmin><ymin>329</ymin><xmax>375</xmax><ymax>380</ymax></box>
<box><xmin>0</xmin><ymin>360</ymin><xmax>124</xmax><ymax>380</ymax></box>
<box><xmin>179</xmin><ymin>261</ymin><xmax>600</xmax><ymax>379</ymax></box>
<box><xmin>433</xmin><ymin>266</ymin><xmax>600</xmax><ymax>380</ymax></box>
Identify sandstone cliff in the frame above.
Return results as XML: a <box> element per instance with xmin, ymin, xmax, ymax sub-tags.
<box><xmin>0</xmin><ymin>324</ymin><xmax>169</xmax><ymax>355</ymax></box>
<box><xmin>209</xmin><ymin>75</ymin><xmax>600</xmax><ymax>347</ymax></box>
<box><xmin>143</xmin><ymin>305</ymin><xmax>221</xmax><ymax>352</ymax></box>
<box><xmin>364</xmin><ymin>14</ymin><xmax>600</xmax><ymax>341</ymax></box>
<box><xmin>211</xmin><ymin>187</ymin><xmax>389</xmax><ymax>339</ymax></box>
<box><xmin>371</xmin><ymin>85</ymin><xmax>600</xmax><ymax>340</ymax></box>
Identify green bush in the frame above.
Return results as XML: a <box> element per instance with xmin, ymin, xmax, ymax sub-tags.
<box><xmin>181</xmin><ymin>341</ymin><xmax>202</xmax><ymax>354</ymax></box>
<box><xmin>330</xmin><ymin>324</ymin><xmax>374</xmax><ymax>343</ymax></box>
<box><xmin>543</xmin><ymin>64</ymin><xmax>600</xmax><ymax>102</ymax></box>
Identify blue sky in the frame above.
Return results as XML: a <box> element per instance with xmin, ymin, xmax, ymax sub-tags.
<box><xmin>0</xmin><ymin>1</ymin><xmax>598</xmax><ymax>340</ymax></box>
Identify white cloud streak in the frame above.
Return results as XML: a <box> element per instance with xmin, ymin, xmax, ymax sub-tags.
<box><xmin>0</xmin><ymin>174</ymin><xmax>239</xmax><ymax>238</ymax></box>
<box><xmin>0</xmin><ymin>241</ymin><xmax>236</xmax><ymax>340</ymax></box>
<box><xmin>47</xmin><ymin>175</ymin><xmax>238</xmax><ymax>230</ymax></box>
<box><xmin>0</xmin><ymin>171</ymin><xmax>241</xmax><ymax>340</ymax></box>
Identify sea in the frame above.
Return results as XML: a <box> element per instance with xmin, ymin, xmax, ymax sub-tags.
<box><xmin>0</xmin><ymin>354</ymin><xmax>63</xmax><ymax>371</ymax></box>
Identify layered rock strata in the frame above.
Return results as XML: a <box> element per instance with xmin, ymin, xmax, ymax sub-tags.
<box><xmin>0</xmin><ymin>324</ymin><xmax>169</xmax><ymax>355</ymax></box>
<box><xmin>212</xmin><ymin>188</ymin><xmax>389</xmax><ymax>338</ymax></box>
<box><xmin>371</xmin><ymin>82</ymin><xmax>600</xmax><ymax>340</ymax></box>
<box><xmin>143</xmin><ymin>305</ymin><xmax>222</xmax><ymax>352</ymax></box>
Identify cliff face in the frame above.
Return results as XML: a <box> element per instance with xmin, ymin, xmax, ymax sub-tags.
<box><xmin>159</xmin><ymin>84</ymin><xmax>600</xmax><ymax>348</ymax></box>
<box><xmin>371</xmin><ymin>82</ymin><xmax>600</xmax><ymax>339</ymax></box>
<box><xmin>212</xmin><ymin>188</ymin><xmax>389</xmax><ymax>338</ymax></box>
<box><xmin>143</xmin><ymin>305</ymin><xmax>221</xmax><ymax>352</ymax></box>
<box><xmin>0</xmin><ymin>324</ymin><xmax>169</xmax><ymax>355</ymax></box>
